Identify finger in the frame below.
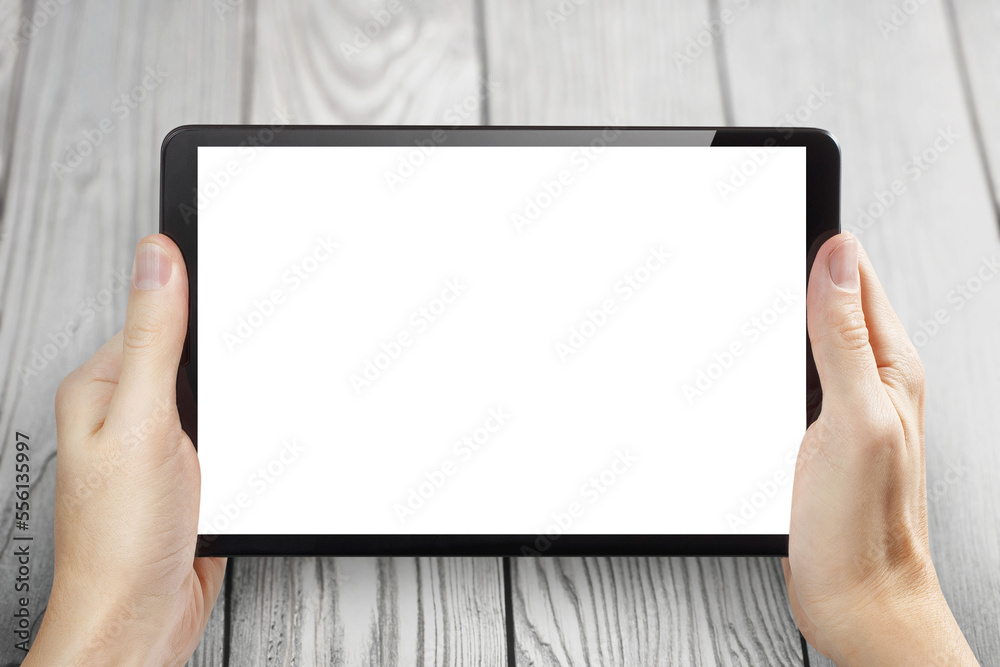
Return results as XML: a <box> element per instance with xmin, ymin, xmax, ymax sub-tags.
<box><xmin>193</xmin><ymin>557</ymin><xmax>227</xmax><ymax>624</ymax></box>
<box><xmin>187</xmin><ymin>557</ymin><xmax>227</xmax><ymax>654</ymax></box>
<box><xmin>782</xmin><ymin>560</ymin><xmax>821</xmax><ymax>656</ymax></box>
<box><xmin>856</xmin><ymin>245</ymin><xmax>926</xmax><ymax>427</ymax></box>
<box><xmin>106</xmin><ymin>235</ymin><xmax>188</xmax><ymax>429</ymax></box>
<box><xmin>55</xmin><ymin>331</ymin><xmax>124</xmax><ymax>439</ymax></box>
<box><xmin>807</xmin><ymin>233</ymin><xmax>886</xmax><ymax>417</ymax></box>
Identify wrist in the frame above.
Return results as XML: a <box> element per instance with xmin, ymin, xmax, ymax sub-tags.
<box><xmin>25</xmin><ymin>588</ymin><xmax>169</xmax><ymax>666</ymax></box>
<box><xmin>834</xmin><ymin>579</ymin><xmax>977</xmax><ymax>666</ymax></box>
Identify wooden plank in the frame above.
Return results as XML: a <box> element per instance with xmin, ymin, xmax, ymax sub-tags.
<box><xmin>481</xmin><ymin>0</ymin><xmax>728</xmax><ymax>125</ymax></box>
<box><xmin>229</xmin><ymin>3</ymin><xmax>508</xmax><ymax>665</ymax></box>
<box><xmin>0</xmin><ymin>0</ymin><xmax>28</xmax><ymax>216</ymax></box>
<box><xmin>720</xmin><ymin>1</ymin><xmax>1000</xmax><ymax>664</ymax></box>
<box><xmin>480</xmin><ymin>1</ymin><xmax>804</xmax><ymax>665</ymax></box>
<box><xmin>936</xmin><ymin>1</ymin><xmax>1000</xmax><ymax>661</ymax></box>
<box><xmin>250</xmin><ymin>0</ymin><xmax>485</xmax><ymax>124</ymax></box>
<box><xmin>512</xmin><ymin>557</ymin><xmax>802</xmax><ymax>666</ymax></box>
<box><xmin>228</xmin><ymin>557</ymin><xmax>506</xmax><ymax>666</ymax></box>
<box><xmin>0</xmin><ymin>1</ymin><xmax>247</xmax><ymax>664</ymax></box>
<box><xmin>948</xmin><ymin>0</ymin><xmax>1000</xmax><ymax>220</ymax></box>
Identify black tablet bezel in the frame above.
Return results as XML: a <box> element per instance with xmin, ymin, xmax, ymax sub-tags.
<box><xmin>160</xmin><ymin>126</ymin><xmax>840</xmax><ymax>557</ymax></box>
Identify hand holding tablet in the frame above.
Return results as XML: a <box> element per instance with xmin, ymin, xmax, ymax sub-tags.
<box><xmin>25</xmin><ymin>238</ymin><xmax>225</xmax><ymax>666</ymax></box>
<box><xmin>28</xmin><ymin>223</ymin><xmax>977</xmax><ymax>666</ymax></box>
<box><xmin>783</xmin><ymin>236</ymin><xmax>978</xmax><ymax>665</ymax></box>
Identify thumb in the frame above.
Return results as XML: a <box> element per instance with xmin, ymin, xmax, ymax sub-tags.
<box><xmin>107</xmin><ymin>235</ymin><xmax>188</xmax><ymax>428</ymax></box>
<box><xmin>807</xmin><ymin>233</ymin><xmax>883</xmax><ymax>414</ymax></box>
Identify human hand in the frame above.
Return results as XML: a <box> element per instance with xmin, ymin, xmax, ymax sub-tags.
<box><xmin>784</xmin><ymin>233</ymin><xmax>977</xmax><ymax>665</ymax></box>
<box><xmin>25</xmin><ymin>235</ymin><xmax>226</xmax><ymax>666</ymax></box>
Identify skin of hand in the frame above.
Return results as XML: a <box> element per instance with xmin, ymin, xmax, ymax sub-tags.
<box><xmin>784</xmin><ymin>233</ymin><xmax>978</xmax><ymax>666</ymax></box>
<box><xmin>24</xmin><ymin>235</ymin><xmax>226</xmax><ymax>666</ymax></box>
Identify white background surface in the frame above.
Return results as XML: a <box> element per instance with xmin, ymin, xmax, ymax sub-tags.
<box><xmin>197</xmin><ymin>145</ymin><xmax>806</xmax><ymax>535</ymax></box>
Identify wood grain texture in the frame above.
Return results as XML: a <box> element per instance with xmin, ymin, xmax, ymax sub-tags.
<box><xmin>949</xmin><ymin>0</ymin><xmax>1000</xmax><ymax>220</ymax></box>
<box><xmin>250</xmin><ymin>0</ymin><xmax>485</xmax><ymax>124</ymax></box>
<box><xmin>481</xmin><ymin>2</ymin><xmax>805</xmax><ymax>665</ymax></box>
<box><xmin>228</xmin><ymin>557</ymin><xmax>506</xmax><ymax>666</ymax></box>
<box><xmin>512</xmin><ymin>557</ymin><xmax>802</xmax><ymax>666</ymax></box>
<box><xmin>0</xmin><ymin>0</ymin><xmax>247</xmax><ymax>664</ymax></box>
<box><xmin>0</xmin><ymin>0</ymin><xmax>28</xmax><ymax>216</ymax></box>
<box><xmin>481</xmin><ymin>0</ymin><xmax>728</xmax><ymax>125</ymax></box>
<box><xmin>719</xmin><ymin>0</ymin><xmax>1000</xmax><ymax>664</ymax></box>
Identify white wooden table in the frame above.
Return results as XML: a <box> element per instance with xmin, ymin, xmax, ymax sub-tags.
<box><xmin>0</xmin><ymin>1</ymin><xmax>997</xmax><ymax>665</ymax></box>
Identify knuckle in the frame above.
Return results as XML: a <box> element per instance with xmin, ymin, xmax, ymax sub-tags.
<box><xmin>123</xmin><ymin>311</ymin><xmax>163</xmax><ymax>352</ymax></box>
<box><xmin>875</xmin><ymin>328</ymin><xmax>927</xmax><ymax>401</ymax></box>
<box><xmin>816</xmin><ymin>398</ymin><xmax>910</xmax><ymax>468</ymax></box>
<box><xmin>860</xmin><ymin>410</ymin><xmax>906</xmax><ymax>452</ymax></box>
<box><xmin>830</xmin><ymin>305</ymin><xmax>870</xmax><ymax>352</ymax></box>
<box><xmin>880</xmin><ymin>351</ymin><xmax>926</xmax><ymax>399</ymax></box>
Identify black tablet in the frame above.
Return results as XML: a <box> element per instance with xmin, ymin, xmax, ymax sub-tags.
<box><xmin>160</xmin><ymin>126</ymin><xmax>839</xmax><ymax>556</ymax></box>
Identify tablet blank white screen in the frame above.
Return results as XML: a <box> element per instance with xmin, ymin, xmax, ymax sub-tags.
<box><xmin>196</xmin><ymin>145</ymin><xmax>806</xmax><ymax>536</ymax></box>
